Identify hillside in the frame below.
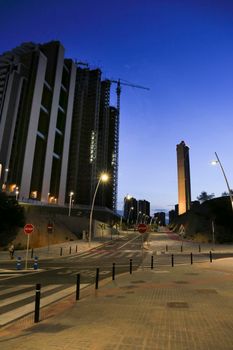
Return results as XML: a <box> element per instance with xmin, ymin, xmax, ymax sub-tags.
<box><xmin>170</xmin><ymin>197</ymin><xmax>233</xmax><ymax>243</ymax></box>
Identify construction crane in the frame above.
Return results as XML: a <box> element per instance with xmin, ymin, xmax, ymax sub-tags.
<box><xmin>109</xmin><ymin>78</ymin><xmax>150</xmax><ymax>115</ymax></box>
<box><xmin>108</xmin><ymin>78</ymin><xmax>149</xmax><ymax>211</ymax></box>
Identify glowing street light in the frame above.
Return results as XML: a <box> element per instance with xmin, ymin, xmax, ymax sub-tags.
<box><xmin>15</xmin><ymin>187</ymin><xmax>19</xmax><ymax>201</ymax></box>
<box><xmin>68</xmin><ymin>191</ymin><xmax>74</xmax><ymax>216</ymax></box>
<box><xmin>136</xmin><ymin>211</ymin><xmax>142</xmax><ymax>225</ymax></box>
<box><xmin>127</xmin><ymin>206</ymin><xmax>134</xmax><ymax>225</ymax></box>
<box><xmin>89</xmin><ymin>173</ymin><xmax>109</xmax><ymax>246</ymax></box>
<box><xmin>212</xmin><ymin>152</ymin><xmax>233</xmax><ymax>211</ymax></box>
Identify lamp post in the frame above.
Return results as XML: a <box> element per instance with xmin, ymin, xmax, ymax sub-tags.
<box><xmin>212</xmin><ymin>152</ymin><xmax>233</xmax><ymax>211</ymax></box>
<box><xmin>89</xmin><ymin>173</ymin><xmax>109</xmax><ymax>247</ymax></box>
<box><xmin>127</xmin><ymin>207</ymin><xmax>134</xmax><ymax>226</ymax></box>
<box><xmin>15</xmin><ymin>187</ymin><xmax>19</xmax><ymax>201</ymax></box>
<box><xmin>121</xmin><ymin>194</ymin><xmax>132</xmax><ymax>229</ymax></box>
<box><xmin>68</xmin><ymin>191</ymin><xmax>74</xmax><ymax>216</ymax></box>
<box><xmin>136</xmin><ymin>211</ymin><xmax>142</xmax><ymax>225</ymax></box>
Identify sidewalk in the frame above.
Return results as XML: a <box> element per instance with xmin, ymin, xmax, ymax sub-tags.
<box><xmin>0</xmin><ymin>235</ymin><xmax>122</xmax><ymax>262</ymax></box>
<box><xmin>1</xmin><ymin>258</ymin><xmax>233</xmax><ymax>349</ymax></box>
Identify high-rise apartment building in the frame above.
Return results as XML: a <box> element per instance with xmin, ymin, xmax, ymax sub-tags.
<box><xmin>0</xmin><ymin>41</ymin><xmax>76</xmax><ymax>204</ymax></box>
<box><xmin>66</xmin><ymin>71</ymin><xmax>118</xmax><ymax>211</ymax></box>
<box><xmin>176</xmin><ymin>140</ymin><xmax>191</xmax><ymax>215</ymax></box>
<box><xmin>124</xmin><ymin>196</ymin><xmax>137</xmax><ymax>223</ymax></box>
<box><xmin>0</xmin><ymin>41</ymin><xmax>119</xmax><ymax>211</ymax></box>
<box><xmin>138</xmin><ymin>199</ymin><xmax>150</xmax><ymax>217</ymax></box>
<box><xmin>66</xmin><ymin>67</ymin><xmax>102</xmax><ymax>206</ymax></box>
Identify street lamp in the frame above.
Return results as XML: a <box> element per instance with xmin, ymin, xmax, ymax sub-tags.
<box><xmin>127</xmin><ymin>207</ymin><xmax>134</xmax><ymax>225</ymax></box>
<box><xmin>68</xmin><ymin>191</ymin><xmax>74</xmax><ymax>216</ymax></box>
<box><xmin>15</xmin><ymin>187</ymin><xmax>19</xmax><ymax>201</ymax></box>
<box><xmin>120</xmin><ymin>194</ymin><xmax>132</xmax><ymax>229</ymax></box>
<box><xmin>136</xmin><ymin>211</ymin><xmax>142</xmax><ymax>225</ymax></box>
<box><xmin>89</xmin><ymin>173</ymin><xmax>109</xmax><ymax>247</ymax></box>
<box><xmin>212</xmin><ymin>152</ymin><xmax>233</xmax><ymax>211</ymax></box>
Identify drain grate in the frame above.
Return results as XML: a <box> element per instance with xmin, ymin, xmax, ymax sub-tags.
<box><xmin>167</xmin><ymin>302</ymin><xmax>189</xmax><ymax>308</ymax></box>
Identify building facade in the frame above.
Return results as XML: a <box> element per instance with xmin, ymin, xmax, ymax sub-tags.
<box><xmin>0</xmin><ymin>41</ymin><xmax>76</xmax><ymax>204</ymax></box>
<box><xmin>0</xmin><ymin>41</ymin><xmax>119</xmax><ymax>211</ymax></box>
<box><xmin>123</xmin><ymin>196</ymin><xmax>137</xmax><ymax>223</ymax></box>
<box><xmin>176</xmin><ymin>140</ymin><xmax>191</xmax><ymax>215</ymax></box>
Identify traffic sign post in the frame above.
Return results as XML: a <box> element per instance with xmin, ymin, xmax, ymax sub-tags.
<box><xmin>137</xmin><ymin>224</ymin><xmax>147</xmax><ymax>270</ymax></box>
<box><xmin>24</xmin><ymin>224</ymin><xmax>34</xmax><ymax>270</ymax></box>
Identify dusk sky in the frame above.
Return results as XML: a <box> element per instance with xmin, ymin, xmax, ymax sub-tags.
<box><xmin>1</xmin><ymin>0</ymin><xmax>233</xmax><ymax>213</ymax></box>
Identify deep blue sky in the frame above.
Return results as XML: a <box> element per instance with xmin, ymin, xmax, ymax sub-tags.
<box><xmin>1</xmin><ymin>0</ymin><xmax>233</xmax><ymax>213</ymax></box>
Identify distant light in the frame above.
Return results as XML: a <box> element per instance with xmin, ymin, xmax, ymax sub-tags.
<box><xmin>211</xmin><ymin>160</ymin><xmax>218</xmax><ymax>165</ymax></box>
<box><xmin>100</xmin><ymin>173</ymin><xmax>109</xmax><ymax>182</ymax></box>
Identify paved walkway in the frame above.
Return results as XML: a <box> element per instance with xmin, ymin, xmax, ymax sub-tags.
<box><xmin>0</xmin><ymin>257</ymin><xmax>233</xmax><ymax>349</ymax></box>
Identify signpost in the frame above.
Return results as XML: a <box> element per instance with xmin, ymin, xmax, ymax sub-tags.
<box><xmin>137</xmin><ymin>223</ymin><xmax>147</xmax><ymax>270</ymax></box>
<box><xmin>47</xmin><ymin>222</ymin><xmax>53</xmax><ymax>251</ymax></box>
<box><xmin>24</xmin><ymin>224</ymin><xmax>34</xmax><ymax>270</ymax></box>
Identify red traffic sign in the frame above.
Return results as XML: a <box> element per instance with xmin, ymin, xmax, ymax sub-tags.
<box><xmin>138</xmin><ymin>223</ymin><xmax>147</xmax><ymax>234</ymax></box>
<box><xmin>24</xmin><ymin>223</ymin><xmax>34</xmax><ymax>235</ymax></box>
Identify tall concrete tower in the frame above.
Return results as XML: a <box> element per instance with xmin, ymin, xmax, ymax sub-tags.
<box><xmin>176</xmin><ymin>141</ymin><xmax>191</xmax><ymax>215</ymax></box>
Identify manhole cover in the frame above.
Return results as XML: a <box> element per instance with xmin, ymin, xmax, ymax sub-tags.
<box><xmin>174</xmin><ymin>281</ymin><xmax>189</xmax><ymax>284</ymax></box>
<box><xmin>195</xmin><ymin>289</ymin><xmax>217</xmax><ymax>294</ymax></box>
<box><xmin>167</xmin><ymin>302</ymin><xmax>189</xmax><ymax>308</ymax></box>
<box><xmin>131</xmin><ymin>280</ymin><xmax>145</xmax><ymax>284</ymax></box>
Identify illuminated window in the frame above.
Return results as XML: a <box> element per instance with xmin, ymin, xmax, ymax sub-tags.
<box><xmin>90</xmin><ymin>130</ymin><xmax>97</xmax><ymax>163</ymax></box>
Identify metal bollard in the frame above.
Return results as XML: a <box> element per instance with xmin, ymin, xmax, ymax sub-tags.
<box><xmin>191</xmin><ymin>252</ymin><xmax>193</xmax><ymax>265</ymax></box>
<box><xmin>130</xmin><ymin>259</ymin><xmax>132</xmax><ymax>274</ymax></box>
<box><xmin>16</xmin><ymin>256</ymin><xmax>21</xmax><ymax>270</ymax></box>
<box><xmin>76</xmin><ymin>273</ymin><xmax>80</xmax><ymax>300</ymax></box>
<box><xmin>112</xmin><ymin>263</ymin><xmax>115</xmax><ymax>280</ymax></box>
<box><xmin>95</xmin><ymin>268</ymin><xmax>99</xmax><ymax>289</ymax></box>
<box><xmin>34</xmin><ymin>283</ymin><xmax>41</xmax><ymax>323</ymax></box>
<box><xmin>69</xmin><ymin>246</ymin><xmax>72</xmax><ymax>254</ymax></box>
<box><xmin>31</xmin><ymin>248</ymin><xmax>34</xmax><ymax>259</ymax></box>
<box><xmin>181</xmin><ymin>245</ymin><xmax>183</xmax><ymax>252</ymax></box>
<box><xmin>34</xmin><ymin>256</ymin><xmax>39</xmax><ymax>270</ymax></box>
<box><xmin>76</xmin><ymin>245</ymin><xmax>78</xmax><ymax>253</ymax></box>
<box><xmin>199</xmin><ymin>244</ymin><xmax>201</xmax><ymax>253</ymax></box>
<box><xmin>209</xmin><ymin>251</ymin><xmax>212</xmax><ymax>263</ymax></box>
<box><xmin>166</xmin><ymin>245</ymin><xmax>168</xmax><ymax>252</ymax></box>
<box><xmin>171</xmin><ymin>254</ymin><xmax>174</xmax><ymax>267</ymax></box>
<box><xmin>60</xmin><ymin>247</ymin><xmax>63</xmax><ymax>256</ymax></box>
<box><xmin>151</xmin><ymin>255</ymin><xmax>154</xmax><ymax>269</ymax></box>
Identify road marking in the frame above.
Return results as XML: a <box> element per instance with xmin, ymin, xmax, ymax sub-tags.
<box><xmin>117</xmin><ymin>235</ymin><xmax>141</xmax><ymax>250</ymax></box>
<box><xmin>0</xmin><ymin>284</ymin><xmax>33</xmax><ymax>297</ymax></box>
<box><xmin>0</xmin><ymin>283</ymin><xmax>89</xmax><ymax>326</ymax></box>
<box><xmin>0</xmin><ymin>284</ymin><xmax>60</xmax><ymax>307</ymax></box>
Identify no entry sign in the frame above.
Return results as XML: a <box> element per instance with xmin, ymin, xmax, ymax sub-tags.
<box><xmin>24</xmin><ymin>223</ymin><xmax>34</xmax><ymax>235</ymax></box>
<box><xmin>137</xmin><ymin>223</ymin><xmax>147</xmax><ymax>234</ymax></box>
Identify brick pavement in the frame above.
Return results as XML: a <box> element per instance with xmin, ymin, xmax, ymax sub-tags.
<box><xmin>0</xmin><ymin>258</ymin><xmax>233</xmax><ymax>350</ymax></box>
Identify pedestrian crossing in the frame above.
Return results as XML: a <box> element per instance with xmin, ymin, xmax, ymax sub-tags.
<box><xmin>0</xmin><ymin>282</ymin><xmax>89</xmax><ymax>327</ymax></box>
<box><xmin>69</xmin><ymin>249</ymin><xmax>145</xmax><ymax>260</ymax></box>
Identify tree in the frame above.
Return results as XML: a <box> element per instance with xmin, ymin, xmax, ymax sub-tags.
<box><xmin>197</xmin><ymin>191</ymin><xmax>215</xmax><ymax>203</ymax></box>
<box><xmin>222</xmin><ymin>190</ymin><xmax>233</xmax><ymax>197</ymax></box>
<box><xmin>0</xmin><ymin>192</ymin><xmax>25</xmax><ymax>245</ymax></box>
